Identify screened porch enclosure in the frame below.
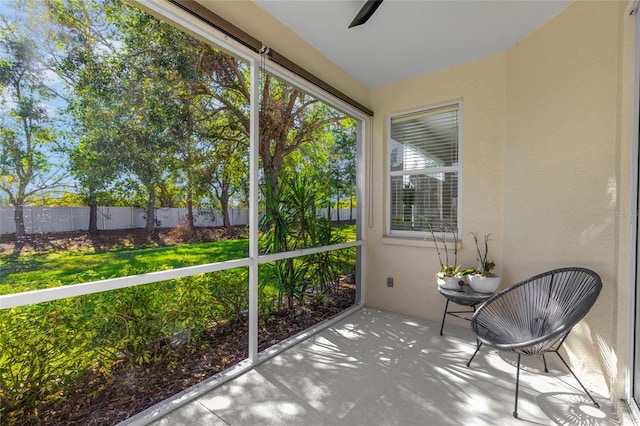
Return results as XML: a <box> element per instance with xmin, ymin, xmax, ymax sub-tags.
<box><xmin>0</xmin><ymin>0</ymin><xmax>363</xmax><ymax>424</ymax></box>
<box><xmin>1</xmin><ymin>0</ymin><xmax>632</xmax><ymax>424</ymax></box>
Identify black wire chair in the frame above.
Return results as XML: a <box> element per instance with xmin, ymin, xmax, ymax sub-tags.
<box><xmin>466</xmin><ymin>267</ymin><xmax>602</xmax><ymax>418</ymax></box>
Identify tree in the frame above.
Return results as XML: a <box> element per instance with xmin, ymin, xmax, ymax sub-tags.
<box><xmin>196</xmin><ymin>114</ymin><xmax>249</xmax><ymax>228</ymax></box>
<box><xmin>68</xmin><ymin>135</ymin><xmax>118</xmax><ymax>233</ymax></box>
<box><xmin>259</xmin><ymin>76</ymin><xmax>344</xmax><ymax>202</ymax></box>
<box><xmin>182</xmin><ymin>50</ymin><xmax>251</xmax><ymax>229</ymax></box>
<box><xmin>47</xmin><ymin>0</ymin><xmax>124</xmax><ymax>233</ymax></box>
<box><xmin>46</xmin><ymin>0</ymin><xmax>186</xmax><ymax>234</ymax></box>
<box><xmin>192</xmin><ymin>50</ymin><xmax>345</xmax><ymax>206</ymax></box>
<box><xmin>330</xmin><ymin>119</ymin><xmax>357</xmax><ymax>221</ymax></box>
<box><xmin>104</xmin><ymin>2</ymin><xmax>250</xmax><ymax>234</ymax></box>
<box><xmin>31</xmin><ymin>0</ymin><xmax>351</xmax><ymax>238</ymax></box>
<box><xmin>0</xmin><ymin>21</ymin><xmax>66</xmax><ymax>238</ymax></box>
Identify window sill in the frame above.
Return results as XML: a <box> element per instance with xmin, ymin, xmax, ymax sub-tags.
<box><xmin>382</xmin><ymin>235</ymin><xmax>462</xmax><ymax>249</ymax></box>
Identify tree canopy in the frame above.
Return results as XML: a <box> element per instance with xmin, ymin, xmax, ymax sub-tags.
<box><xmin>0</xmin><ymin>0</ymin><xmax>357</xmax><ymax>238</ymax></box>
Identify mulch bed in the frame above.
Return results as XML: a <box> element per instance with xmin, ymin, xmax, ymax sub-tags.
<box><xmin>13</xmin><ymin>282</ymin><xmax>355</xmax><ymax>426</ymax></box>
<box><xmin>3</xmin><ymin>227</ymin><xmax>356</xmax><ymax>425</ymax></box>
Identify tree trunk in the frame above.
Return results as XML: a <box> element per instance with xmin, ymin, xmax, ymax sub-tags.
<box><xmin>221</xmin><ymin>185</ymin><xmax>231</xmax><ymax>228</ymax></box>
<box><xmin>14</xmin><ymin>204</ymin><xmax>26</xmax><ymax>239</ymax></box>
<box><xmin>186</xmin><ymin>188</ymin><xmax>195</xmax><ymax>232</ymax></box>
<box><xmin>146</xmin><ymin>186</ymin><xmax>156</xmax><ymax>234</ymax></box>
<box><xmin>89</xmin><ymin>203</ymin><xmax>98</xmax><ymax>234</ymax></box>
<box><xmin>88</xmin><ymin>184</ymin><xmax>98</xmax><ymax>234</ymax></box>
<box><xmin>260</xmin><ymin>148</ymin><xmax>285</xmax><ymax>213</ymax></box>
<box><xmin>263</xmin><ymin>163</ymin><xmax>280</xmax><ymax>204</ymax></box>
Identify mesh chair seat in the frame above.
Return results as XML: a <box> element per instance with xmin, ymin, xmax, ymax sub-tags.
<box><xmin>467</xmin><ymin>267</ymin><xmax>602</xmax><ymax>418</ymax></box>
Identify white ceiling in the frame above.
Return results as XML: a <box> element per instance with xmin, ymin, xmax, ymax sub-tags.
<box><xmin>253</xmin><ymin>0</ymin><xmax>571</xmax><ymax>88</ymax></box>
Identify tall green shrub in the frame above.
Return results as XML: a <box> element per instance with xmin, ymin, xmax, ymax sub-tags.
<box><xmin>260</xmin><ymin>176</ymin><xmax>346</xmax><ymax>310</ymax></box>
<box><xmin>0</xmin><ymin>299</ymin><xmax>104</xmax><ymax>423</ymax></box>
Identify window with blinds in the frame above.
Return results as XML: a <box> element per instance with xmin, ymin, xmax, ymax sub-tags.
<box><xmin>388</xmin><ymin>103</ymin><xmax>461</xmax><ymax>235</ymax></box>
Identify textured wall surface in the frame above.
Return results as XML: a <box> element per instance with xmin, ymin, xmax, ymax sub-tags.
<box><xmin>367</xmin><ymin>53</ymin><xmax>507</xmax><ymax>320</ymax></box>
<box><xmin>366</xmin><ymin>0</ymin><xmax>634</xmax><ymax>408</ymax></box>
<box><xmin>190</xmin><ymin>0</ymin><xmax>635</xmax><ymax>411</ymax></box>
<box><xmin>503</xmin><ymin>0</ymin><xmax>633</xmax><ymax>403</ymax></box>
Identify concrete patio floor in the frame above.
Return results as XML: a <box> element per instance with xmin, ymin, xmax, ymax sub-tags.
<box><xmin>135</xmin><ymin>307</ymin><xmax>620</xmax><ymax>426</ymax></box>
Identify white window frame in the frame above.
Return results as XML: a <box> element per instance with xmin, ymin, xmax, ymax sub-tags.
<box><xmin>386</xmin><ymin>101</ymin><xmax>463</xmax><ymax>238</ymax></box>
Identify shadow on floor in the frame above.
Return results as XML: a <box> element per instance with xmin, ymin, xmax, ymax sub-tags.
<box><xmin>137</xmin><ymin>308</ymin><xmax>619</xmax><ymax>426</ymax></box>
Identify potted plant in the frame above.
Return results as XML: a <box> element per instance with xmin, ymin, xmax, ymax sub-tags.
<box><xmin>430</xmin><ymin>223</ymin><xmax>473</xmax><ymax>290</ymax></box>
<box><xmin>467</xmin><ymin>232</ymin><xmax>501</xmax><ymax>293</ymax></box>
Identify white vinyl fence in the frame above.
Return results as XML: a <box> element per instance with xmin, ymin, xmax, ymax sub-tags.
<box><xmin>0</xmin><ymin>206</ymin><xmax>355</xmax><ymax>235</ymax></box>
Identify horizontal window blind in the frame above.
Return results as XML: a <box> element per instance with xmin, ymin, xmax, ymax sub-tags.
<box><xmin>388</xmin><ymin>104</ymin><xmax>461</xmax><ymax>234</ymax></box>
<box><xmin>390</xmin><ymin>105</ymin><xmax>459</xmax><ymax>172</ymax></box>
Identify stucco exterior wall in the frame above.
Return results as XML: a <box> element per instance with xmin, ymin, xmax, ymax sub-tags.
<box><xmin>367</xmin><ymin>53</ymin><xmax>507</xmax><ymax>321</ymax></box>
<box><xmin>195</xmin><ymin>0</ymin><xmax>634</xmax><ymax>412</ymax></box>
<box><xmin>367</xmin><ymin>0</ymin><xmax>634</xmax><ymax>407</ymax></box>
<box><xmin>504</xmin><ymin>0</ymin><xmax>633</xmax><ymax>402</ymax></box>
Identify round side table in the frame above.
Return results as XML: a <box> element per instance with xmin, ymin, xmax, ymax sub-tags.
<box><xmin>438</xmin><ymin>285</ymin><xmax>494</xmax><ymax>336</ymax></box>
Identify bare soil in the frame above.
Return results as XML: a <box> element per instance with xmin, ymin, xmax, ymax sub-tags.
<box><xmin>3</xmin><ymin>227</ymin><xmax>356</xmax><ymax>426</ymax></box>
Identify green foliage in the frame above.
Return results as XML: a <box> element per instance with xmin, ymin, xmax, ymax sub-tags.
<box><xmin>0</xmin><ymin>268</ymin><xmax>251</xmax><ymax>422</ymax></box>
<box><xmin>0</xmin><ymin>239</ymin><xmax>249</xmax><ymax>294</ymax></box>
<box><xmin>260</xmin><ymin>175</ymin><xmax>348</xmax><ymax>309</ymax></box>
<box><xmin>0</xmin><ymin>227</ymin><xmax>355</xmax><ymax>422</ymax></box>
<box><xmin>0</xmin><ymin>18</ymin><xmax>66</xmax><ymax>236</ymax></box>
<box><xmin>303</xmin><ymin>221</ymin><xmax>349</xmax><ymax>295</ymax></box>
<box><xmin>92</xmin><ymin>278</ymin><xmax>168</xmax><ymax>366</ymax></box>
<box><xmin>0</xmin><ymin>298</ymin><xmax>104</xmax><ymax>423</ymax></box>
<box><xmin>470</xmin><ymin>232</ymin><xmax>496</xmax><ymax>276</ymax></box>
<box><xmin>207</xmin><ymin>270</ymin><xmax>249</xmax><ymax>323</ymax></box>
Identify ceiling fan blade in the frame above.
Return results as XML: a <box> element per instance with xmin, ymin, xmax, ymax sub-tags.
<box><xmin>348</xmin><ymin>0</ymin><xmax>383</xmax><ymax>28</ymax></box>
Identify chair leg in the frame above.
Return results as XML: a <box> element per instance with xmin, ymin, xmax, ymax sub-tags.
<box><xmin>555</xmin><ymin>351</ymin><xmax>600</xmax><ymax>408</ymax></box>
<box><xmin>466</xmin><ymin>342</ymin><xmax>482</xmax><ymax>367</ymax></box>
<box><xmin>542</xmin><ymin>354</ymin><xmax>549</xmax><ymax>373</ymax></box>
<box><xmin>440</xmin><ymin>299</ymin><xmax>450</xmax><ymax>336</ymax></box>
<box><xmin>513</xmin><ymin>353</ymin><xmax>521</xmax><ymax>418</ymax></box>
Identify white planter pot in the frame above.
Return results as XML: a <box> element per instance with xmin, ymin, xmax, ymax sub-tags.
<box><xmin>468</xmin><ymin>275</ymin><xmax>501</xmax><ymax>293</ymax></box>
<box><xmin>437</xmin><ymin>275</ymin><xmax>465</xmax><ymax>290</ymax></box>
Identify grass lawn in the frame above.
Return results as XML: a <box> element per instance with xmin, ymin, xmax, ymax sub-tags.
<box><xmin>0</xmin><ymin>240</ymin><xmax>248</xmax><ymax>294</ymax></box>
<box><xmin>0</xmin><ymin>225</ymin><xmax>356</xmax><ymax>295</ymax></box>
<box><xmin>0</xmin><ymin>225</ymin><xmax>357</xmax><ymax>426</ymax></box>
